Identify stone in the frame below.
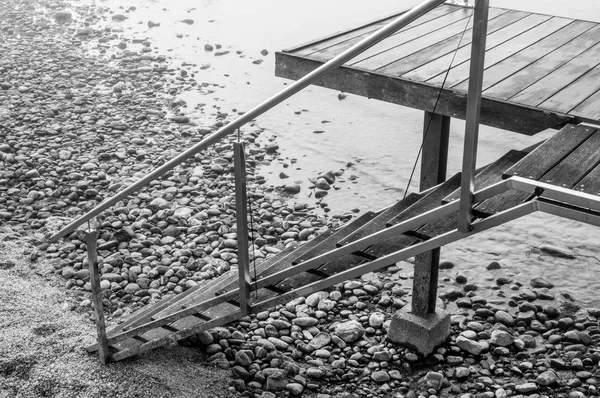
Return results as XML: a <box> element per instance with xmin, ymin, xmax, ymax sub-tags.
<box><xmin>530</xmin><ymin>277</ymin><xmax>554</xmax><ymax>289</ymax></box>
<box><xmin>305</xmin><ymin>291</ymin><xmax>328</xmax><ymax>307</ymax></box>
<box><xmin>371</xmin><ymin>370</ymin><xmax>390</xmax><ymax>382</ymax></box>
<box><xmin>387</xmin><ymin>305</ymin><xmax>450</xmax><ymax>356</ymax></box>
<box><xmin>425</xmin><ymin>371</ymin><xmax>444</xmax><ymax>390</ymax></box>
<box><xmin>536</xmin><ymin>370</ymin><xmax>557</xmax><ymax>386</ymax></box>
<box><xmin>486</xmin><ymin>261</ymin><xmax>501</xmax><ymax>270</ymax></box>
<box><xmin>292</xmin><ymin>317</ymin><xmax>318</xmax><ymax>327</ymax></box>
<box><xmin>286</xmin><ymin>383</ymin><xmax>304</xmax><ymax>396</ymax></box>
<box><xmin>369</xmin><ymin>312</ymin><xmax>386</xmax><ymax>328</ymax></box>
<box><xmin>490</xmin><ymin>330</ymin><xmax>513</xmax><ymax>347</ymax></box>
<box><xmin>456</xmin><ymin>335</ymin><xmax>484</xmax><ymax>356</ymax></box>
<box><xmin>494</xmin><ymin>311</ymin><xmax>515</xmax><ymax>326</ymax></box>
<box><xmin>515</xmin><ymin>382</ymin><xmax>538</xmax><ymax>393</ymax></box>
<box><xmin>334</xmin><ymin>320</ymin><xmax>365</xmax><ymax>343</ymax></box>
<box><xmin>309</xmin><ymin>332</ymin><xmax>331</xmax><ymax>349</ymax></box>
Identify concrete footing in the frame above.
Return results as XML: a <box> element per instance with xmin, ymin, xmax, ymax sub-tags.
<box><xmin>386</xmin><ymin>304</ymin><xmax>450</xmax><ymax>356</ymax></box>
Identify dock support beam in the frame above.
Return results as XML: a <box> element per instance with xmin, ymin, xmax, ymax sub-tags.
<box><xmin>412</xmin><ymin>111</ymin><xmax>450</xmax><ymax>316</ymax></box>
<box><xmin>420</xmin><ymin>112</ymin><xmax>450</xmax><ymax>192</ymax></box>
<box><xmin>410</xmin><ymin>111</ymin><xmax>450</xmax><ymax>316</ymax></box>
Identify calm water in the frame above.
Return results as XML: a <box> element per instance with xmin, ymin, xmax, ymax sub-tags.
<box><xmin>71</xmin><ymin>0</ymin><xmax>600</xmax><ymax>306</ymax></box>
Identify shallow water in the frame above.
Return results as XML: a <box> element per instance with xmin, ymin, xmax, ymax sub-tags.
<box><xmin>69</xmin><ymin>0</ymin><xmax>600</xmax><ymax>306</ymax></box>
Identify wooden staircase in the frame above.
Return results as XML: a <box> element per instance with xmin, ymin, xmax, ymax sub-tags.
<box><xmin>86</xmin><ymin>140</ymin><xmax>542</xmax><ymax>362</ymax></box>
<box><xmin>90</xmin><ymin>122</ymin><xmax>600</xmax><ymax>362</ymax></box>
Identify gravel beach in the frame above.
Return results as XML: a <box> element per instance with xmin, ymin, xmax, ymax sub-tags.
<box><xmin>2</xmin><ymin>1</ymin><xmax>600</xmax><ymax>398</ymax></box>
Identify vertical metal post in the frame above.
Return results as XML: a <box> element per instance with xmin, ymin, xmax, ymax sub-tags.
<box><xmin>234</xmin><ymin>142</ymin><xmax>252</xmax><ymax>316</ymax></box>
<box><xmin>458</xmin><ymin>0</ymin><xmax>489</xmax><ymax>233</ymax></box>
<box><xmin>85</xmin><ymin>229</ymin><xmax>109</xmax><ymax>364</ymax></box>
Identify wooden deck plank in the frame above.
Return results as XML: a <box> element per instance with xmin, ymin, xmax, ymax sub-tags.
<box><xmin>539</xmin><ymin>128</ymin><xmax>600</xmax><ymax>187</ymax></box>
<box><xmin>539</xmin><ymin>65</ymin><xmax>600</xmax><ymax>114</ymax></box>
<box><xmin>504</xmin><ymin>124</ymin><xmax>596</xmax><ymax>179</ymax></box>
<box><xmin>292</xmin><ymin>15</ymin><xmax>398</xmax><ymax>56</ymax></box>
<box><xmin>571</xmin><ymin>88</ymin><xmax>600</xmax><ymax>120</ymax></box>
<box><xmin>348</xmin><ymin>7</ymin><xmax>487</xmax><ymax>69</ymax></box>
<box><xmin>275</xmin><ymin>53</ymin><xmax>572</xmax><ymax>134</ymax></box>
<box><xmin>337</xmin><ymin>192</ymin><xmax>423</xmax><ymax>247</ymax></box>
<box><xmin>430</xmin><ymin>16</ymin><xmax>574</xmax><ymax>88</ymax></box>
<box><xmin>453</xmin><ymin>20</ymin><xmax>596</xmax><ymax>92</ymax></box>
<box><xmin>377</xmin><ymin>9</ymin><xmax>527</xmax><ymax>77</ymax></box>
<box><xmin>574</xmin><ymin>161</ymin><xmax>600</xmax><ymax>196</ymax></box>
<box><xmin>474</xmin><ymin>190</ymin><xmax>532</xmax><ymax>216</ymax></box>
<box><xmin>509</xmin><ymin>40</ymin><xmax>600</xmax><ymax>106</ymax></box>
<box><xmin>484</xmin><ymin>24</ymin><xmax>600</xmax><ymax>100</ymax></box>
<box><xmin>402</xmin><ymin>13</ymin><xmax>550</xmax><ymax>83</ymax></box>
<box><xmin>303</xmin><ymin>5</ymin><xmax>460</xmax><ymax>60</ymax></box>
<box><xmin>443</xmin><ymin>150</ymin><xmax>528</xmax><ymax>203</ymax></box>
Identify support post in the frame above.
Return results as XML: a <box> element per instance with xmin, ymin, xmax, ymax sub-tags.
<box><xmin>234</xmin><ymin>142</ymin><xmax>252</xmax><ymax>316</ymax></box>
<box><xmin>420</xmin><ymin>112</ymin><xmax>450</xmax><ymax>192</ymax></box>
<box><xmin>85</xmin><ymin>229</ymin><xmax>109</xmax><ymax>364</ymax></box>
<box><xmin>458</xmin><ymin>0</ymin><xmax>489</xmax><ymax>232</ymax></box>
<box><xmin>413</xmin><ymin>112</ymin><xmax>449</xmax><ymax>316</ymax></box>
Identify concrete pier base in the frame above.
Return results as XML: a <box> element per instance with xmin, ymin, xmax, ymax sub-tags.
<box><xmin>387</xmin><ymin>304</ymin><xmax>450</xmax><ymax>356</ymax></box>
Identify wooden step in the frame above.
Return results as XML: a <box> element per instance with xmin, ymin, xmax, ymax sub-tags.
<box><xmin>336</xmin><ymin>193</ymin><xmax>422</xmax><ymax>248</ymax></box>
<box><xmin>386</xmin><ymin>172</ymin><xmax>462</xmax><ymax>227</ymax></box>
<box><xmin>443</xmin><ymin>150</ymin><xmax>528</xmax><ymax>204</ymax></box>
<box><xmin>294</xmin><ymin>210</ymin><xmax>380</xmax><ymax>263</ymax></box>
<box><xmin>504</xmin><ymin>124</ymin><xmax>596</xmax><ymax>179</ymax></box>
<box><xmin>479</xmin><ymin>126</ymin><xmax>600</xmax><ymax>215</ymax></box>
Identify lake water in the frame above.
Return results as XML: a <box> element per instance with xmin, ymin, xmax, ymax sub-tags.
<box><xmin>71</xmin><ymin>0</ymin><xmax>600</xmax><ymax>306</ymax></box>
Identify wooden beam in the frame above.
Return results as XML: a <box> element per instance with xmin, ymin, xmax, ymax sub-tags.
<box><xmin>420</xmin><ymin>112</ymin><xmax>450</xmax><ymax>191</ymax></box>
<box><xmin>234</xmin><ymin>142</ymin><xmax>251</xmax><ymax>316</ymax></box>
<box><xmin>275</xmin><ymin>53</ymin><xmax>573</xmax><ymax>134</ymax></box>
<box><xmin>85</xmin><ymin>230</ymin><xmax>109</xmax><ymax>364</ymax></box>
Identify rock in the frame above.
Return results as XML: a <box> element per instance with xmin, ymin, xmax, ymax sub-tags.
<box><xmin>306</xmin><ymin>291</ymin><xmax>328</xmax><ymax>307</ymax></box>
<box><xmin>111</xmin><ymin>14</ymin><xmax>128</xmax><ymax>21</ymax></box>
<box><xmin>181</xmin><ymin>19</ymin><xmax>194</xmax><ymax>25</ymax></box>
<box><xmin>334</xmin><ymin>320</ymin><xmax>365</xmax><ymax>343</ymax></box>
<box><xmin>425</xmin><ymin>371</ymin><xmax>444</xmax><ymax>390</ymax></box>
<box><xmin>369</xmin><ymin>312</ymin><xmax>385</xmax><ymax>328</ymax></box>
<box><xmin>286</xmin><ymin>383</ymin><xmax>303</xmax><ymax>396</ymax></box>
<box><xmin>148</xmin><ymin>21</ymin><xmax>160</xmax><ymax>28</ymax></box>
<box><xmin>235</xmin><ymin>350</ymin><xmax>253</xmax><ymax>367</ymax></box>
<box><xmin>439</xmin><ymin>261</ymin><xmax>454</xmax><ymax>269</ymax></box>
<box><xmin>538</xmin><ymin>244</ymin><xmax>576</xmax><ymax>259</ymax></box>
<box><xmin>515</xmin><ymin>382</ymin><xmax>538</xmax><ymax>393</ymax></box>
<box><xmin>490</xmin><ymin>330</ymin><xmax>513</xmax><ymax>347</ymax></box>
<box><xmin>284</xmin><ymin>184</ymin><xmax>301</xmax><ymax>194</ymax></box>
<box><xmin>371</xmin><ymin>370</ymin><xmax>390</xmax><ymax>383</ymax></box>
<box><xmin>292</xmin><ymin>317</ymin><xmax>318</xmax><ymax>327</ymax></box>
<box><xmin>456</xmin><ymin>335</ymin><xmax>484</xmax><ymax>356</ymax></box>
<box><xmin>486</xmin><ymin>261</ymin><xmax>501</xmax><ymax>270</ymax></box>
<box><xmin>309</xmin><ymin>332</ymin><xmax>331</xmax><ymax>349</ymax></box>
<box><xmin>494</xmin><ymin>311</ymin><xmax>515</xmax><ymax>326</ymax></box>
<box><xmin>455</xmin><ymin>367</ymin><xmax>470</xmax><ymax>378</ymax></box>
<box><xmin>536</xmin><ymin>370</ymin><xmax>557</xmax><ymax>386</ymax></box>
<box><xmin>530</xmin><ymin>277</ymin><xmax>554</xmax><ymax>289</ymax></box>
<box><xmin>53</xmin><ymin>10</ymin><xmax>72</xmax><ymax>21</ymax></box>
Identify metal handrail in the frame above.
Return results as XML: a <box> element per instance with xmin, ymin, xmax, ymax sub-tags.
<box><xmin>50</xmin><ymin>0</ymin><xmax>447</xmax><ymax>242</ymax></box>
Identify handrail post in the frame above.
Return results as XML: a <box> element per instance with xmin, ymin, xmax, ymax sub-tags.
<box><xmin>85</xmin><ymin>229</ymin><xmax>109</xmax><ymax>364</ymax></box>
<box><xmin>233</xmin><ymin>142</ymin><xmax>251</xmax><ymax>316</ymax></box>
<box><xmin>458</xmin><ymin>0</ymin><xmax>489</xmax><ymax>232</ymax></box>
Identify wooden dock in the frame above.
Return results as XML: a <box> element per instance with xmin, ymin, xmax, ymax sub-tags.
<box><xmin>275</xmin><ymin>3</ymin><xmax>600</xmax><ymax>135</ymax></box>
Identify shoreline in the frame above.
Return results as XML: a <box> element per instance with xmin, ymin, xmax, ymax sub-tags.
<box><xmin>2</xmin><ymin>1</ymin><xmax>600</xmax><ymax>398</ymax></box>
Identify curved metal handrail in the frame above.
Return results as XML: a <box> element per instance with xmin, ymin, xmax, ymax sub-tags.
<box><xmin>50</xmin><ymin>0</ymin><xmax>447</xmax><ymax>242</ymax></box>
